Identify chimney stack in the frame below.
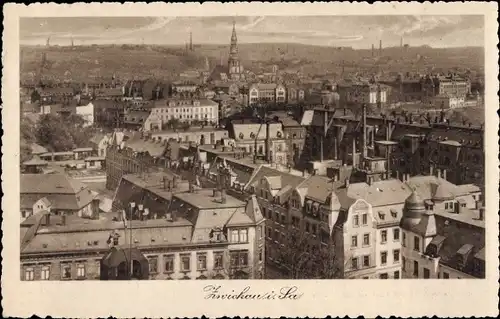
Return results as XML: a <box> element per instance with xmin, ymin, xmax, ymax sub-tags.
<box><xmin>479</xmin><ymin>207</ymin><xmax>485</xmax><ymax>221</ymax></box>
<box><xmin>379</xmin><ymin>39</ymin><xmax>382</xmax><ymax>56</ymax></box>
<box><xmin>221</xmin><ymin>189</ymin><xmax>227</xmax><ymax>204</ymax></box>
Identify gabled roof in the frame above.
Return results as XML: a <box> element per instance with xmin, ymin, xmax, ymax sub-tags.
<box><xmin>244</xmin><ymin>195</ymin><xmax>264</xmax><ymax>223</ymax></box>
<box><xmin>21</xmin><ymin>174</ymin><xmax>88</xmax><ymax>194</ymax></box>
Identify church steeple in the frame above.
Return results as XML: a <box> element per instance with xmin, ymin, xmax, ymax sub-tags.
<box><xmin>227</xmin><ymin>19</ymin><xmax>243</xmax><ymax>80</ymax></box>
<box><xmin>231</xmin><ymin>20</ymin><xmax>237</xmax><ymax>44</ymax></box>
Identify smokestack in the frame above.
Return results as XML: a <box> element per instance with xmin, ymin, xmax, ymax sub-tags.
<box><xmin>352</xmin><ymin>138</ymin><xmax>357</xmax><ymax>168</ymax></box>
<box><xmin>189</xmin><ymin>32</ymin><xmax>193</xmax><ymax>51</ymax></box>
<box><xmin>362</xmin><ymin>104</ymin><xmax>367</xmax><ymax>158</ymax></box>
<box><xmin>400</xmin><ymin>36</ymin><xmax>403</xmax><ymax>48</ymax></box>
<box><xmin>92</xmin><ymin>198</ymin><xmax>100</xmax><ymax>220</ymax></box>
<box><xmin>371</xmin><ymin>44</ymin><xmax>374</xmax><ymax>57</ymax></box>
<box><xmin>221</xmin><ymin>189</ymin><xmax>226</xmax><ymax>204</ymax></box>
<box><xmin>479</xmin><ymin>207</ymin><xmax>485</xmax><ymax>221</ymax></box>
<box><xmin>265</xmin><ymin>123</ymin><xmax>272</xmax><ymax>163</ymax></box>
<box><xmin>379</xmin><ymin>39</ymin><xmax>382</xmax><ymax>56</ymax></box>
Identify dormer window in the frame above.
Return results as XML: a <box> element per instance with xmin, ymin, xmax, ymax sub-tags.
<box><xmin>378</xmin><ymin>212</ymin><xmax>385</xmax><ymax>220</ymax></box>
<box><xmin>390</xmin><ymin>209</ymin><xmax>398</xmax><ymax>218</ymax></box>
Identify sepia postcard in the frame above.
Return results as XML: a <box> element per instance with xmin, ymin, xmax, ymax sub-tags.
<box><xmin>2</xmin><ymin>2</ymin><xmax>499</xmax><ymax>318</ymax></box>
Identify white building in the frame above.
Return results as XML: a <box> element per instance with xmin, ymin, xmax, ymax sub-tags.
<box><xmin>75</xmin><ymin>102</ymin><xmax>95</xmax><ymax>127</ymax></box>
<box><xmin>151</xmin><ymin>98</ymin><xmax>219</xmax><ymax>127</ymax></box>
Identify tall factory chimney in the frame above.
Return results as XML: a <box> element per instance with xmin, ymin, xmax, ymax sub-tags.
<box><xmin>400</xmin><ymin>36</ymin><xmax>403</xmax><ymax>48</ymax></box>
<box><xmin>371</xmin><ymin>44</ymin><xmax>374</xmax><ymax>57</ymax></box>
<box><xmin>189</xmin><ymin>32</ymin><xmax>193</xmax><ymax>51</ymax></box>
<box><xmin>379</xmin><ymin>39</ymin><xmax>382</xmax><ymax>56</ymax></box>
<box><xmin>362</xmin><ymin>103</ymin><xmax>368</xmax><ymax>159</ymax></box>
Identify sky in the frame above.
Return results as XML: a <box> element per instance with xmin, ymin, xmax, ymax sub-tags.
<box><xmin>20</xmin><ymin>15</ymin><xmax>484</xmax><ymax>49</ymax></box>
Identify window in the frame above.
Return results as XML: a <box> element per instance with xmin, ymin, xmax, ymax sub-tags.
<box><xmin>181</xmin><ymin>255</ymin><xmax>191</xmax><ymax>272</ymax></box>
<box><xmin>351</xmin><ymin>235</ymin><xmax>358</xmax><ymax>248</ymax></box>
<box><xmin>362</xmin><ymin>213</ymin><xmax>368</xmax><ymax>225</ymax></box>
<box><xmin>258</xmin><ymin>226</ymin><xmax>263</xmax><ymax>239</ymax></box>
<box><xmin>77</xmin><ymin>263</ymin><xmax>86</xmax><ymax>278</ymax></box>
<box><xmin>258</xmin><ymin>249</ymin><xmax>263</xmax><ymax>262</ymax></box>
<box><xmin>351</xmin><ymin>257</ymin><xmax>358</xmax><ymax>270</ymax></box>
<box><xmin>62</xmin><ymin>264</ymin><xmax>72</xmax><ymax>279</ymax></box>
<box><xmin>164</xmin><ymin>255</ymin><xmax>174</xmax><ymax>273</ymax></box>
<box><xmin>363</xmin><ymin>233</ymin><xmax>370</xmax><ymax>246</ymax></box>
<box><xmin>393</xmin><ymin>228</ymin><xmax>400</xmax><ymax>241</ymax></box>
<box><xmin>413</xmin><ymin>261</ymin><xmax>419</xmax><ymax>277</ymax></box>
<box><xmin>414</xmin><ymin>236</ymin><xmax>420</xmax><ymax>252</ymax></box>
<box><xmin>197</xmin><ymin>254</ymin><xmax>207</xmax><ymax>271</ymax></box>
<box><xmin>381</xmin><ymin>230</ymin><xmax>387</xmax><ymax>243</ymax></box>
<box><xmin>214</xmin><ymin>252</ymin><xmax>224</xmax><ymax>269</ymax></box>
<box><xmin>402</xmin><ymin>257</ymin><xmax>406</xmax><ymax>271</ymax></box>
<box><xmin>402</xmin><ymin>232</ymin><xmax>406</xmax><ymax>247</ymax></box>
<box><xmin>41</xmin><ymin>265</ymin><xmax>50</xmax><ymax>280</ymax></box>
<box><xmin>443</xmin><ymin>272</ymin><xmax>450</xmax><ymax>279</ymax></box>
<box><xmin>381</xmin><ymin>252</ymin><xmax>387</xmax><ymax>265</ymax></box>
<box><xmin>230</xmin><ymin>250</ymin><xmax>249</xmax><ymax>268</ymax></box>
<box><xmin>363</xmin><ymin>255</ymin><xmax>370</xmax><ymax>267</ymax></box>
<box><xmin>379</xmin><ymin>273</ymin><xmax>388</xmax><ymax>279</ymax></box>
<box><xmin>394</xmin><ymin>271</ymin><xmax>400</xmax><ymax>279</ymax></box>
<box><xmin>423</xmin><ymin>268</ymin><xmax>430</xmax><ymax>279</ymax></box>
<box><xmin>231</xmin><ymin>230</ymin><xmax>239</xmax><ymax>242</ymax></box>
<box><xmin>353</xmin><ymin>215</ymin><xmax>359</xmax><ymax>227</ymax></box>
<box><xmin>393</xmin><ymin>249</ymin><xmax>400</xmax><ymax>263</ymax></box>
<box><xmin>24</xmin><ymin>267</ymin><xmax>34</xmax><ymax>281</ymax></box>
<box><xmin>239</xmin><ymin>229</ymin><xmax>248</xmax><ymax>243</ymax></box>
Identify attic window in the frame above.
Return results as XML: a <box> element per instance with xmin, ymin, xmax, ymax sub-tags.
<box><xmin>151</xmin><ymin>238</ymin><xmax>156</xmax><ymax>242</ymax></box>
<box><xmin>42</xmin><ymin>243</ymin><xmax>48</xmax><ymax>248</ymax></box>
<box><xmin>378</xmin><ymin>212</ymin><xmax>385</xmax><ymax>220</ymax></box>
<box><xmin>390</xmin><ymin>209</ymin><xmax>398</xmax><ymax>218</ymax></box>
<box><xmin>134</xmin><ymin>239</ymin><xmax>139</xmax><ymax>243</ymax></box>
<box><xmin>93</xmin><ymin>240</ymin><xmax>99</xmax><ymax>245</ymax></box>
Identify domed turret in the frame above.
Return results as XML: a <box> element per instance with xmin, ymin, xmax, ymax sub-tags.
<box><xmin>400</xmin><ymin>190</ymin><xmax>426</xmax><ymax>230</ymax></box>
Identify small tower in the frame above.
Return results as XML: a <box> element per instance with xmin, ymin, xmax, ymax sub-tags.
<box><xmin>400</xmin><ymin>189</ymin><xmax>426</xmax><ymax>230</ymax></box>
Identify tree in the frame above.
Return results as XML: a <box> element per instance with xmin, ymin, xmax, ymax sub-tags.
<box><xmin>272</xmin><ymin>227</ymin><xmax>343</xmax><ymax>279</ymax></box>
<box><xmin>35</xmin><ymin>113</ymin><xmax>92</xmax><ymax>151</ymax></box>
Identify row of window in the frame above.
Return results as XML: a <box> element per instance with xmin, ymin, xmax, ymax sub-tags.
<box><xmin>352</xmin><ymin>213</ymin><xmax>369</xmax><ymax>227</ymax></box>
<box><xmin>380</xmin><ymin>228</ymin><xmax>400</xmax><ymax>243</ymax></box>
<box><xmin>378</xmin><ymin>271</ymin><xmax>400</xmax><ymax>279</ymax></box>
<box><xmin>24</xmin><ymin>262</ymin><xmax>92</xmax><ymax>281</ymax></box>
<box><xmin>147</xmin><ymin>250</ymin><xmax>251</xmax><ymax>274</ymax></box>
<box><xmin>351</xmin><ymin>233</ymin><xmax>371</xmax><ymax>247</ymax></box>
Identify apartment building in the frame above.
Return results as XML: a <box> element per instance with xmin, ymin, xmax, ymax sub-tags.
<box><xmin>20</xmin><ymin>171</ymin><xmax>266</xmax><ymax>280</ymax></box>
<box><xmin>248</xmin><ymin>83</ymin><xmax>286</xmax><ymax>106</ymax></box>
<box><xmin>150</xmin><ymin>97</ymin><xmax>219</xmax><ymax>128</ymax></box>
<box><xmin>399</xmin><ymin>188</ymin><xmax>484</xmax><ymax>279</ymax></box>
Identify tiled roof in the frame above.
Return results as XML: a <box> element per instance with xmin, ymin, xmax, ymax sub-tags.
<box><xmin>30</xmin><ymin>143</ymin><xmax>48</xmax><ymax>155</ymax></box>
<box><xmin>406</xmin><ymin>176</ymin><xmax>465</xmax><ymax>201</ymax></box>
<box><xmin>22</xmin><ymin>223</ymin><xmax>195</xmax><ymax>254</ymax></box>
<box><xmin>21</xmin><ymin>174</ymin><xmax>88</xmax><ymax>194</ymax></box>
<box><xmin>432</xmin><ymin>213</ymin><xmax>485</xmax><ymax>277</ymax></box>
<box><xmin>124</xmin><ymin>132</ymin><xmax>169</xmax><ymax>157</ymax></box>
<box><xmin>347</xmin><ymin>179</ymin><xmax>412</xmax><ymax>207</ymax></box>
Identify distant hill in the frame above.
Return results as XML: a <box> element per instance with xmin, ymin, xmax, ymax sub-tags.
<box><xmin>20</xmin><ymin>43</ymin><xmax>484</xmax><ymax>83</ymax></box>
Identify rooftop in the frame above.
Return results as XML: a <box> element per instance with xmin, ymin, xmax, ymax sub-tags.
<box><xmin>174</xmin><ymin>189</ymin><xmax>245</xmax><ymax>210</ymax></box>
